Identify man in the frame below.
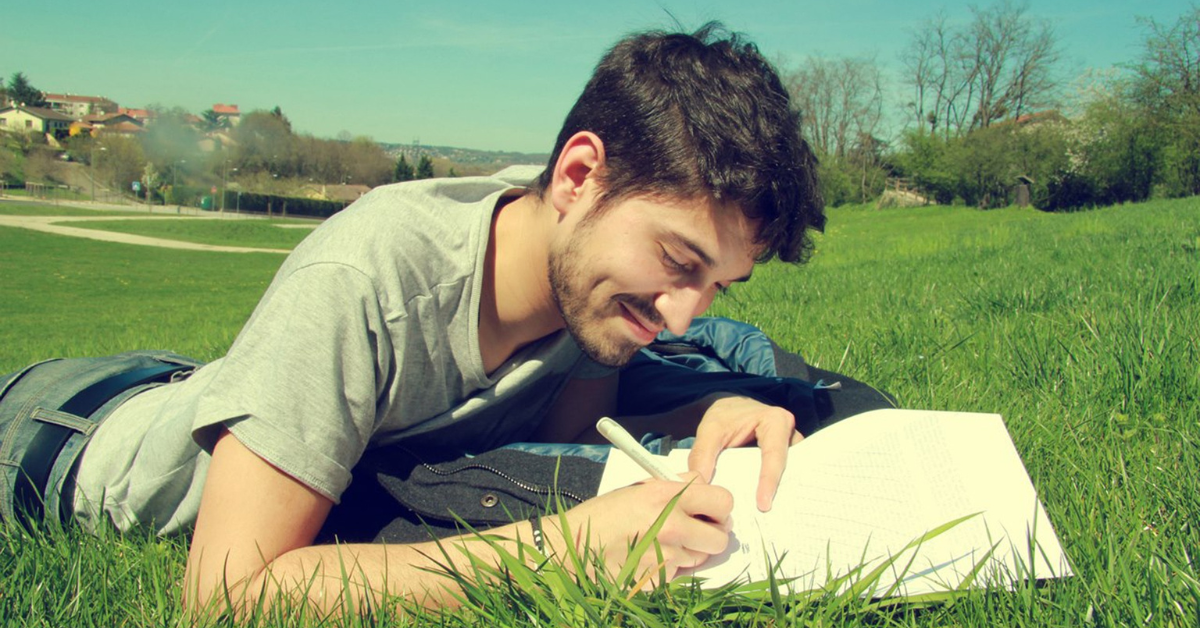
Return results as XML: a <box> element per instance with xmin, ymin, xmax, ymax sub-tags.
<box><xmin>0</xmin><ymin>25</ymin><xmax>824</xmax><ymax>612</ymax></box>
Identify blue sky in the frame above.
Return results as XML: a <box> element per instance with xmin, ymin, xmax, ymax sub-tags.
<box><xmin>3</xmin><ymin>0</ymin><xmax>1190</xmax><ymax>153</ymax></box>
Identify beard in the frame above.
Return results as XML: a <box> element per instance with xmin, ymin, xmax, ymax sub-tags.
<box><xmin>548</xmin><ymin>228</ymin><xmax>663</xmax><ymax>368</ymax></box>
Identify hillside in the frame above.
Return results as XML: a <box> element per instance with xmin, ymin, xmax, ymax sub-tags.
<box><xmin>380</xmin><ymin>142</ymin><xmax>548</xmax><ymax>173</ymax></box>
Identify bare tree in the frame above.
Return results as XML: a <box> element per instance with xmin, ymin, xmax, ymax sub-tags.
<box><xmin>968</xmin><ymin>1</ymin><xmax>1060</xmax><ymax>128</ymax></box>
<box><xmin>785</xmin><ymin>55</ymin><xmax>884</xmax><ymax>159</ymax></box>
<box><xmin>902</xmin><ymin>1</ymin><xmax>1060</xmax><ymax>138</ymax></box>
<box><xmin>1132</xmin><ymin>5</ymin><xmax>1200</xmax><ymax>195</ymax></box>
<box><xmin>901</xmin><ymin>11</ymin><xmax>950</xmax><ymax>133</ymax></box>
<box><xmin>1134</xmin><ymin>5</ymin><xmax>1200</xmax><ymax>117</ymax></box>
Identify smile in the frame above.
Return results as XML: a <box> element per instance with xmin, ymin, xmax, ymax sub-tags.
<box><xmin>619</xmin><ymin>302</ymin><xmax>662</xmax><ymax>344</ymax></box>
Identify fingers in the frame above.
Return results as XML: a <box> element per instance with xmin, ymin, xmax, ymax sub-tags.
<box><xmin>576</xmin><ymin>480</ymin><xmax>731</xmax><ymax>587</ymax></box>
<box><xmin>753</xmin><ymin>412</ymin><xmax>796</xmax><ymax>512</ymax></box>
<box><xmin>686</xmin><ymin>437</ymin><xmax>723</xmax><ymax>484</ymax></box>
<box><xmin>675</xmin><ymin>481</ymin><xmax>734</xmax><ymax>528</ymax></box>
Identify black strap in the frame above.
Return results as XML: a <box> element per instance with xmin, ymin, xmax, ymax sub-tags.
<box><xmin>13</xmin><ymin>363</ymin><xmax>191</xmax><ymax>524</ymax></box>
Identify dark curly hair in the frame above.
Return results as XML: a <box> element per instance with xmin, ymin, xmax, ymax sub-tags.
<box><xmin>529</xmin><ymin>23</ymin><xmax>825</xmax><ymax>263</ymax></box>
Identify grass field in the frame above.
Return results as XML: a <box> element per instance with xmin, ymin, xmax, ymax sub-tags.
<box><xmin>62</xmin><ymin>218</ymin><xmax>317</xmax><ymax>250</ymax></box>
<box><xmin>0</xmin><ymin>202</ymin><xmax>145</xmax><ymax>217</ymax></box>
<box><xmin>1</xmin><ymin>197</ymin><xmax>1198</xmax><ymax>626</ymax></box>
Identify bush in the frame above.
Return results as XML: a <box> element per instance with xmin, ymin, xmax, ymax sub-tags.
<box><xmin>219</xmin><ymin>190</ymin><xmax>345</xmax><ymax>218</ymax></box>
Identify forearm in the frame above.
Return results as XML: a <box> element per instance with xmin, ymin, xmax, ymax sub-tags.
<box><xmin>202</xmin><ymin>519</ymin><xmax>547</xmax><ymax>616</ymax></box>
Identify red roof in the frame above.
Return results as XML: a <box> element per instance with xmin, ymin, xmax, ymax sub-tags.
<box><xmin>118</xmin><ymin>107</ymin><xmax>154</xmax><ymax>120</ymax></box>
<box><xmin>212</xmin><ymin>103</ymin><xmax>240</xmax><ymax>115</ymax></box>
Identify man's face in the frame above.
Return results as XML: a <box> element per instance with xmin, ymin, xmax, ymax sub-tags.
<box><xmin>548</xmin><ymin>192</ymin><xmax>759</xmax><ymax>367</ymax></box>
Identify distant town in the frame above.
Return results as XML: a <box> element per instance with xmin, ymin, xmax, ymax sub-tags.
<box><xmin>0</xmin><ymin>75</ymin><xmax>548</xmax><ymax>215</ymax></box>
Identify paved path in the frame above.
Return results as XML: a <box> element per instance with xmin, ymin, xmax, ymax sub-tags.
<box><xmin>0</xmin><ymin>214</ymin><xmax>292</xmax><ymax>254</ymax></box>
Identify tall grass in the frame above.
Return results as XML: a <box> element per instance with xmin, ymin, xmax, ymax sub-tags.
<box><xmin>2</xmin><ymin>197</ymin><xmax>1198</xmax><ymax>626</ymax></box>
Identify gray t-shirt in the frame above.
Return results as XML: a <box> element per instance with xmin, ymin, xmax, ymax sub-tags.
<box><xmin>74</xmin><ymin>166</ymin><xmax>605</xmax><ymax>535</ymax></box>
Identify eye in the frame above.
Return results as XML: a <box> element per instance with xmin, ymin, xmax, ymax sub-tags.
<box><xmin>660</xmin><ymin>246</ymin><xmax>689</xmax><ymax>272</ymax></box>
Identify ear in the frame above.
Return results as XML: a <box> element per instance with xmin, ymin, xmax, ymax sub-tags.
<box><xmin>548</xmin><ymin>131</ymin><xmax>605</xmax><ymax>217</ymax></box>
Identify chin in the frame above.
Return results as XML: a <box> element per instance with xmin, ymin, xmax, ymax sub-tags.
<box><xmin>568</xmin><ymin>321</ymin><xmax>643</xmax><ymax>368</ymax></box>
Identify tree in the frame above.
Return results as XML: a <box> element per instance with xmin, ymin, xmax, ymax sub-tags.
<box><xmin>345</xmin><ymin>136</ymin><xmax>392</xmax><ymax>187</ymax></box>
<box><xmin>231</xmin><ymin>109</ymin><xmax>295</xmax><ymax>174</ymax></box>
<box><xmin>23</xmin><ymin>147</ymin><xmax>62</xmax><ymax>184</ymax></box>
<box><xmin>200</xmin><ymin>109</ymin><xmax>229</xmax><ymax>134</ymax></box>
<box><xmin>784</xmin><ymin>55</ymin><xmax>888</xmax><ymax>204</ymax></box>
<box><xmin>95</xmin><ymin>135</ymin><xmax>146</xmax><ymax>195</ymax></box>
<box><xmin>142</xmin><ymin>161</ymin><xmax>160</xmax><ymax>203</ymax></box>
<box><xmin>6</xmin><ymin>72</ymin><xmax>46</xmax><ymax>108</ymax></box>
<box><xmin>270</xmin><ymin>106</ymin><xmax>293</xmax><ymax>132</ymax></box>
<box><xmin>901</xmin><ymin>1</ymin><xmax>1061</xmax><ymax>138</ymax></box>
<box><xmin>415</xmin><ymin>155</ymin><xmax>434</xmax><ymax>180</ymax></box>
<box><xmin>1131</xmin><ymin>5</ymin><xmax>1200</xmax><ymax>196</ymax></box>
<box><xmin>393</xmin><ymin>154</ymin><xmax>414</xmax><ymax>182</ymax></box>
<box><xmin>785</xmin><ymin>56</ymin><xmax>884</xmax><ymax>160</ymax></box>
<box><xmin>0</xmin><ymin>142</ymin><xmax>14</xmax><ymax>183</ymax></box>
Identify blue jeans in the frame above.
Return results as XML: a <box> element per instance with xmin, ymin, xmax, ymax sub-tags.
<box><xmin>0</xmin><ymin>351</ymin><xmax>202</xmax><ymax>523</ymax></box>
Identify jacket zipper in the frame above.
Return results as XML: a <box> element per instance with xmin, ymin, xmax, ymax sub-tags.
<box><xmin>417</xmin><ymin>460</ymin><xmax>587</xmax><ymax>504</ymax></box>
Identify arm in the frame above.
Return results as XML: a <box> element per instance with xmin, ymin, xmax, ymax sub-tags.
<box><xmin>538</xmin><ymin>374</ymin><xmax>802</xmax><ymax>511</ymax></box>
<box><xmin>184</xmin><ymin>428</ymin><xmax>733</xmax><ymax>616</ymax></box>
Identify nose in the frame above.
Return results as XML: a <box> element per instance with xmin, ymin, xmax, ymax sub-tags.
<box><xmin>655</xmin><ymin>286</ymin><xmax>711</xmax><ymax>336</ymax></box>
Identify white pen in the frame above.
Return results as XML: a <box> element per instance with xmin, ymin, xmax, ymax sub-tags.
<box><xmin>596</xmin><ymin>417</ymin><xmax>677</xmax><ymax>480</ymax></box>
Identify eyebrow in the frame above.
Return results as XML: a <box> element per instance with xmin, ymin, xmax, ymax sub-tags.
<box><xmin>670</xmin><ymin>234</ymin><xmax>754</xmax><ymax>283</ymax></box>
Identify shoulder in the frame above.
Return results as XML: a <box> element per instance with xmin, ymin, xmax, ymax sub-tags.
<box><xmin>295</xmin><ymin>172</ymin><xmax>537</xmax><ymax>265</ymax></box>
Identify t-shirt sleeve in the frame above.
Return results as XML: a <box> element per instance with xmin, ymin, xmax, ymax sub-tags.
<box><xmin>191</xmin><ymin>262</ymin><xmax>394</xmax><ymax>502</ymax></box>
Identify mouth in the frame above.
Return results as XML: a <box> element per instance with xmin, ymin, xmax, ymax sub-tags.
<box><xmin>619</xmin><ymin>302</ymin><xmax>663</xmax><ymax>344</ymax></box>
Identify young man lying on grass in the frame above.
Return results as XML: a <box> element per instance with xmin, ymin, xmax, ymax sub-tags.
<box><xmin>0</xmin><ymin>24</ymin><xmax>825</xmax><ymax>613</ymax></box>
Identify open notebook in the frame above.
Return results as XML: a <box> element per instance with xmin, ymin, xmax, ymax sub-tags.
<box><xmin>598</xmin><ymin>409</ymin><xmax>1072</xmax><ymax>596</ymax></box>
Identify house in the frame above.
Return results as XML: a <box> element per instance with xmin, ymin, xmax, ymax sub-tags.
<box><xmin>0</xmin><ymin>105</ymin><xmax>73</xmax><ymax>137</ymax></box>
<box><xmin>69</xmin><ymin>112</ymin><xmax>145</xmax><ymax>137</ymax></box>
<box><xmin>43</xmin><ymin>93</ymin><xmax>119</xmax><ymax>119</ymax></box>
<box><xmin>117</xmin><ymin>107</ymin><xmax>155</xmax><ymax>125</ymax></box>
<box><xmin>212</xmin><ymin>103</ymin><xmax>241</xmax><ymax>126</ymax></box>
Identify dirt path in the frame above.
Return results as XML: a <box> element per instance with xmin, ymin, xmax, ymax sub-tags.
<box><xmin>0</xmin><ymin>214</ymin><xmax>291</xmax><ymax>254</ymax></box>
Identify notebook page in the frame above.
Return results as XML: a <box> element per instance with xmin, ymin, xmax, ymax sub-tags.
<box><xmin>597</xmin><ymin>409</ymin><xmax>1071</xmax><ymax>594</ymax></box>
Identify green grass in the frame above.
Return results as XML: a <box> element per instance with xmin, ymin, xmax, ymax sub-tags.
<box><xmin>2</xmin><ymin>196</ymin><xmax>1199</xmax><ymax>626</ymax></box>
<box><xmin>0</xmin><ymin>226</ymin><xmax>282</xmax><ymax>369</ymax></box>
<box><xmin>61</xmin><ymin>218</ymin><xmax>317</xmax><ymax>250</ymax></box>
<box><xmin>0</xmin><ymin>201</ymin><xmax>143</xmax><ymax>217</ymax></box>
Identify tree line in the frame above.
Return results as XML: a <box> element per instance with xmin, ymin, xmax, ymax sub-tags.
<box><xmin>787</xmin><ymin>1</ymin><xmax>1200</xmax><ymax>210</ymax></box>
<box><xmin>1</xmin><ymin>88</ymin><xmax>446</xmax><ymax>204</ymax></box>
<box><xmin>7</xmin><ymin>3</ymin><xmax>1197</xmax><ymax>212</ymax></box>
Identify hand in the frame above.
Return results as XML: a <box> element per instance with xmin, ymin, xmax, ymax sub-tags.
<box><xmin>687</xmin><ymin>395</ymin><xmax>803</xmax><ymax>512</ymax></box>
<box><xmin>559</xmin><ymin>473</ymin><xmax>733</xmax><ymax>586</ymax></box>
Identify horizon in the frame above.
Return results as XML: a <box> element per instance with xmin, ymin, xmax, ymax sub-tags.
<box><xmin>3</xmin><ymin>0</ymin><xmax>1189</xmax><ymax>154</ymax></box>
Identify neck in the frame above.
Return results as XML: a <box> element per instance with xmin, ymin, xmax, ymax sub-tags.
<box><xmin>478</xmin><ymin>193</ymin><xmax>564</xmax><ymax>374</ymax></box>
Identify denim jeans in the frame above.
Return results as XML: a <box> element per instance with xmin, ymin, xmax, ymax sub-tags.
<box><xmin>0</xmin><ymin>351</ymin><xmax>202</xmax><ymax>523</ymax></box>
